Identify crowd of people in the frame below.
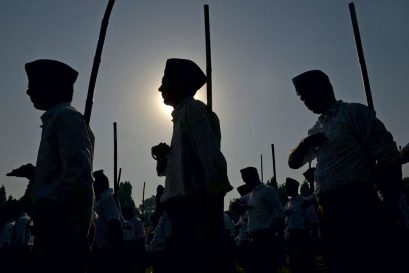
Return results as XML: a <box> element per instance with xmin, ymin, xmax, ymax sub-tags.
<box><xmin>1</xmin><ymin>57</ymin><xmax>409</xmax><ymax>273</ymax></box>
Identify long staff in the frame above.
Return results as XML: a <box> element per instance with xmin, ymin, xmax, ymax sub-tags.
<box><xmin>84</xmin><ymin>0</ymin><xmax>116</xmax><ymax>124</ymax></box>
<box><xmin>271</xmin><ymin>144</ymin><xmax>277</xmax><ymax>184</ymax></box>
<box><xmin>113</xmin><ymin>122</ymin><xmax>118</xmax><ymax>203</ymax></box>
<box><xmin>349</xmin><ymin>2</ymin><xmax>374</xmax><ymax>110</ymax></box>
<box><xmin>204</xmin><ymin>4</ymin><xmax>212</xmax><ymax>111</ymax></box>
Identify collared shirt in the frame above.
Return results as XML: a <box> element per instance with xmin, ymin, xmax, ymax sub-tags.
<box><xmin>160</xmin><ymin>97</ymin><xmax>232</xmax><ymax>202</ymax></box>
<box><xmin>241</xmin><ymin>183</ymin><xmax>284</xmax><ymax>234</ymax></box>
<box><xmin>284</xmin><ymin>196</ymin><xmax>318</xmax><ymax>231</ymax></box>
<box><xmin>299</xmin><ymin>101</ymin><xmax>400</xmax><ymax>197</ymax></box>
<box><xmin>94</xmin><ymin>188</ymin><xmax>122</xmax><ymax>249</ymax></box>
<box><xmin>34</xmin><ymin>102</ymin><xmax>95</xmax><ymax>234</ymax></box>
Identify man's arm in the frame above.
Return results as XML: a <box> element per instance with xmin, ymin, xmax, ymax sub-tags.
<box><xmin>288</xmin><ymin>133</ymin><xmax>326</xmax><ymax>169</ymax></box>
<box><xmin>185</xmin><ymin>102</ymin><xmax>232</xmax><ymax>195</ymax></box>
<box><xmin>349</xmin><ymin>104</ymin><xmax>402</xmax><ymax>220</ymax></box>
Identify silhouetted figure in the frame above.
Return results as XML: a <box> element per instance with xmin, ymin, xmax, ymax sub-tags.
<box><xmin>284</xmin><ymin>177</ymin><xmax>318</xmax><ymax>273</ymax></box>
<box><xmin>8</xmin><ymin>59</ymin><xmax>95</xmax><ymax>273</ymax></box>
<box><xmin>232</xmin><ymin>184</ymin><xmax>252</xmax><ymax>273</ymax></box>
<box><xmin>147</xmin><ymin>185</ymin><xmax>171</xmax><ymax>273</ymax></box>
<box><xmin>288</xmin><ymin>70</ymin><xmax>404</xmax><ymax>273</ymax></box>
<box><xmin>88</xmin><ymin>170</ymin><xmax>123</xmax><ymax>273</ymax></box>
<box><xmin>0</xmin><ymin>219</ymin><xmax>15</xmax><ymax>272</ymax></box>
<box><xmin>238</xmin><ymin>167</ymin><xmax>284</xmax><ymax>273</ymax></box>
<box><xmin>122</xmin><ymin>206</ymin><xmax>146</xmax><ymax>273</ymax></box>
<box><xmin>401</xmin><ymin>143</ymin><xmax>409</xmax><ymax>164</ymax></box>
<box><xmin>151</xmin><ymin>58</ymin><xmax>233</xmax><ymax>273</ymax></box>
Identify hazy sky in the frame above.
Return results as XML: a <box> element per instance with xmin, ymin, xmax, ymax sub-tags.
<box><xmin>1</xmin><ymin>0</ymin><xmax>408</xmax><ymax>208</ymax></box>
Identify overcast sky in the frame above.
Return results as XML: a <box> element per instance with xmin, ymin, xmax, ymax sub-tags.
<box><xmin>1</xmin><ymin>0</ymin><xmax>408</xmax><ymax>208</ymax></box>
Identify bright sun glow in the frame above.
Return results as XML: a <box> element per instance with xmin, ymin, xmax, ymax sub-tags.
<box><xmin>158</xmin><ymin>93</ymin><xmax>173</xmax><ymax>116</ymax></box>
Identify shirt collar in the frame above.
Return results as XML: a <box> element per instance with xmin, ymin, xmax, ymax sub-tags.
<box><xmin>40</xmin><ymin>102</ymin><xmax>72</xmax><ymax>123</ymax></box>
<box><xmin>171</xmin><ymin>96</ymin><xmax>194</xmax><ymax>120</ymax></box>
<box><xmin>319</xmin><ymin>100</ymin><xmax>342</xmax><ymax>122</ymax></box>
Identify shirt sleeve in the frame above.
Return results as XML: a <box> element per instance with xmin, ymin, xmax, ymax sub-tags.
<box><xmin>185</xmin><ymin>101</ymin><xmax>232</xmax><ymax>195</ymax></box>
<box><xmin>348</xmin><ymin>103</ymin><xmax>400</xmax><ymax>166</ymax></box>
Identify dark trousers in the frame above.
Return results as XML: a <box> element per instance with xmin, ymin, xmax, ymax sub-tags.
<box><xmin>32</xmin><ymin>201</ymin><xmax>90</xmax><ymax>273</ymax></box>
<box><xmin>287</xmin><ymin>230</ymin><xmax>316</xmax><ymax>273</ymax></box>
<box><xmin>249</xmin><ymin>230</ymin><xmax>279</xmax><ymax>273</ymax></box>
<box><xmin>318</xmin><ymin>183</ymin><xmax>402</xmax><ymax>273</ymax></box>
<box><xmin>165</xmin><ymin>194</ymin><xmax>228</xmax><ymax>273</ymax></box>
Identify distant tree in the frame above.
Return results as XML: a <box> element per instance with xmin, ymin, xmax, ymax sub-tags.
<box><xmin>300</xmin><ymin>181</ymin><xmax>311</xmax><ymax>197</ymax></box>
<box><xmin>118</xmin><ymin>181</ymin><xmax>136</xmax><ymax>212</ymax></box>
<box><xmin>0</xmin><ymin>185</ymin><xmax>6</xmax><ymax>208</ymax></box>
<box><xmin>139</xmin><ymin>195</ymin><xmax>156</xmax><ymax>225</ymax></box>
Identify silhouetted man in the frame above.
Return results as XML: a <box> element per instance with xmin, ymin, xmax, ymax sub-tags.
<box><xmin>7</xmin><ymin>59</ymin><xmax>95</xmax><ymax>273</ymax></box>
<box><xmin>151</xmin><ymin>58</ymin><xmax>233</xmax><ymax>273</ymax></box>
<box><xmin>89</xmin><ymin>170</ymin><xmax>123</xmax><ymax>273</ymax></box>
<box><xmin>238</xmin><ymin>167</ymin><xmax>284</xmax><ymax>273</ymax></box>
<box><xmin>288</xmin><ymin>70</ymin><xmax>403</xmax><ymax>273</ymax></box>
<box><xmin>284</xmin><ymin>177</ymin><xmax>318</xmax><ymax>273</ymax></box>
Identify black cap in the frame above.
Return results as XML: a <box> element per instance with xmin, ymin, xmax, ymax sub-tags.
<box><xmin>237</xmin><ymin>184</ymin><xmax>251</xmax><ymax>197</ymax></box>
<box><xmin>25</xmin><ymin>59</ymin><xmax>78</xmax><ymax>85</ymax></box>
<box><xmin>285</xmin><ymin>177</ymin><xmax>300</xmax><ymax>188</ymax></box>
<box><xmin>292</xmin><ymin>70</ymin><xmax>331</xmax><ymax>96</ymax></box>
<box><xmin>240</xmin><ymin>167</ymin><xmax>260</xmax><ymax>183</ymax></box>
<box><xmin>159</xmin><ymin>58</ymin><xmax>206</xmax><ymax>94</ymax></box>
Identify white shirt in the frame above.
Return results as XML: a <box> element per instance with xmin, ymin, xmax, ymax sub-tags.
<box><xmin>235</xmin><ymin>214</ymin><xmax>249</xmax><ymax>246</ymax></box>
<box><xmin>284</xmin><ymin>196</ymin><xmax>318</xmax><ymax>231</ymax></box>
<box><xmin>297</xmin><ymin>101</ymin><xmax>400</xmax><ymax>197</ymax></box>
<box><xmin>12</xmin><ymin>212</ymin><xmax>32</xmax><ymax>247</ymax></box>
<box><xmin>94</xmin><ymin>188</ymin><xmax>122</xmax><ymax>249</ymax></box>
<box><xmin>148</xmin><ymin>212</ymin><xmax>171</xmax><ymax>253</ymax></box>
<box><xmin>0</xmin><ymin>220</ymin><xmax>15</xmax><ymax>248</ymax></box>
<box><xmin>160</xmin><ymin>97</ymin><xmax>232</xmax><ymax>202</ymax></box>
<box><xmin>224</xmin><ymin>213</ymin><xmax>235</xmax><ymax>238</ymax></box>
<box><xmin>241</xmin><ymin>183</ymin><xmax>284</xmax><ymax>234</ymax></box>
<box><xmin>35</xmin><ymin>102</ymin><xmax>95</xmax><ymax>232</ymax></box>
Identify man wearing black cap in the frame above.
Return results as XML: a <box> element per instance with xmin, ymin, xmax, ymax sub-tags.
<box><xmin>151</xmin><ymin>58</ymin><xmax>233</xmax><ymax>273</ymax></box>
<box><xmin>238</xmin><ymin>166</ymin><xmax>284</xmax><ymax>273</ymax></box>
<box><xmin>7</xmin><ymin>59</ymin><xmax>95</xmax><ymax>273</ymax></box>
<box><xmin>288</xmin><ymin>70</ymin><xmax>403</xmax><ymax>273</ymax></box>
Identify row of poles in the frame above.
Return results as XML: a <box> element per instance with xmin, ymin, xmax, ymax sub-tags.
<box><xmin>83</xmin><ymin>1</ymin><xmax>375</xmax><ymax>204</ymax></box>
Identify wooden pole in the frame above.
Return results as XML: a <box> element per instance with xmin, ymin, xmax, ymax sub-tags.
<box><xmin>142</xmin><ymin>181</ymin><xmax>146</xmax><ymax>219</ymax></box>
<box><xmin>271</xmin><ymin>144</ymin><xmax>277</xmax><ymax>184</ymax></box>
<box><xmin>260</xmin><ymin>154</ymin><xmax>263</xmax><ymax>183</ymax></box>
<box><xmin>204</xmin><ymin>4</ymin><xmax>212</xmax><ymax>111</ymax></box>
<box><xmin>113</xmin><ymin>122</ymin><xmax>118</xmax><ymax>203</ymax></box>
<box><xmin>349</xmin><ymin>2</ymin><xmax>374</xmax><ymax>110</ymax></box>
<box><xmin>84</xmin><ymin>0</ymin><xmax>116</xmax><ymax>124</ymax></box>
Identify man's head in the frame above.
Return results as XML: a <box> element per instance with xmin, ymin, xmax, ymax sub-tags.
<box><xmin>292</xmin><ymin>70</ymin><xmax>336</xmax><ymax>114</ymax></box>
<box><xmin>285</xmin><ymin>177</ymin><xmax>300</xmax><ymax>197</ymax></box>
<box><xmin>93</xmin><ymin>170</ymin><xmax>109</xmax><ymax>198</ymax></box>
<box><xmin>25</xmin><ymin>59</ymin><xmax>78</xmax><ymax>110</ymax></box>
<box><xmin>240</xmin><ymin>167</ymin><xmax>261</xmax><ymax>189</ymax></box>
<box><xmin>158</xmin><ymin>58</ymin><xmax>206</xmax><ymax>107</ymax></box>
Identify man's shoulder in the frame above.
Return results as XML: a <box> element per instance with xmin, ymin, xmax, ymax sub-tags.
<box><xmin>52</xmin><ymin>104</ymin><xmax>87</xmax><ymax>126</ymax></box>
